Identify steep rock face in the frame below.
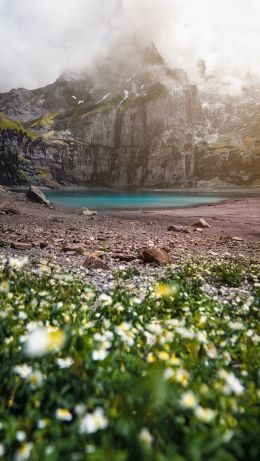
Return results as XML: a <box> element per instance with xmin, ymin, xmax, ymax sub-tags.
<box><xmin>0</xmin><ymin>45</ymin><xmax>259</xmax><ymax>188</ymax></box>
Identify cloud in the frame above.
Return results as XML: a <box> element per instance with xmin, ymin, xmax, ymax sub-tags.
<box><xmin>0</xmin><ymin>0</ymin><xmax>260</xmax><ymax>92</ymax></box>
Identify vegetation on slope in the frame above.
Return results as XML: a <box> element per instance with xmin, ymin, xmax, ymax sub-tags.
<box><xmin>32</xmin><ymin>113</ymin><xmax>59</xmax><ymax>128</ymax></box>
<box><xmin>0</xmin><ymin>113</ymin><xmax>38</xmax><ymax>139</ymax></box>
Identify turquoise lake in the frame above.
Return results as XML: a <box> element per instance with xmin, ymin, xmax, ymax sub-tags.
<box><xmin>44</xmin><ymin>190</ymin><xmax>233</xmax><ymax>210</ymax></box>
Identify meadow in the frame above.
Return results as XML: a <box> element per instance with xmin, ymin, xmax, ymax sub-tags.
<box><xmin>0</xmin><ymin>256</ymin><xmax>259</xmax><ymax>461</ymax></box>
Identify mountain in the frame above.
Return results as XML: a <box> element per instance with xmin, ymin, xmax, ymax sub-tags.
<box><xmin>0</xmin><ymin>43</ymin><xmax>259</xmax><ymax>188</ymax></box>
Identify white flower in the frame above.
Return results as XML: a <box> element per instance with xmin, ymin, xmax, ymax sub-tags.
<box><xmin>14</xmin><ymin>365</ymin><xmax>33</xmax><ymax>379</ymax></box>
<box><xmin>147</xmin><ymin>323</ymin><xmax>163</xmax><ymax>336</ymax></box>
<box><xmin>99</xmin><ymin>294</ymin><xmax>113</xmax><ymax>305</ymax></box>
<box><xmin>223</xmin><ymin>430</ymin><xmax>234</xmax><ymax>443</ymax></box>
<box><xmin>14</xmin><ymin>365</ymin><xmax>43</xmax><ymax>387</ymax></box>
<box><xmin>8</xmin><ymin>256</ymin><xmax>28</xmax><ymax>270</ymax></box>
<box><xmin>228</xmin><ymin>321</ymin><xmax>244</xmax><ymax>330</ymax></box>
<box><xmin>139</xmin><ymin>428</ymin><xmax>153</xmax><ymax>445</ymax></box>
<box><xmin>115</xmin><ymin>322</ymin><xmax>135</xmax><ymax>346</ymax></box>
<box><xmin>18</xmin><ymin>312</ymin><xmax>27</xmax><ymax>320</ymax></box>
<box><xmin>0</xmin><ymin>443</ymin><xmax>5</xmax><ymax>457</ymax></box>
<box><xmin>80</xmin><ymin>407</ymin><xmax>108</xmax><ymax>434</ymax></box>
<box><xmin>92</xmin><ymin>349</ymin><xmax>109</xmax><ymax>361</ymax></box>
<box><xmin>205</xmin><ymin>344</ymin><xmax>217</xmax><ymax>359</ymax></box>
<box><xmin>218</xmin><ymin>371</ymin><xmax>244</xmax><ymax>395</ymax></box>
<box><xmin>75</xmin><ymin>403</ymin><xmax>86</xmax><ymax>416</ymax></box>
<box><xmin>195</xmin><ymin>406</ymin><xmax>216</xmax><ymax>422</ymax></box>
<box><xmin>180</xmin><ymin>391</ymin><xmax>198</xmax><ymax>409</ymax></box>
<box><xmin>56</xmin><ymin>408</ymin><xmax>73</xmax><ymax>422</ymax></box>
<box><xmin>28</xmin><ymin>370</ymin><xmax>44</xmax><ymax>387</ymax></box>
<box><xmin>197</xmin><ymin>331</ymin><xmax>208</xmax><ymax>344</ymax></box>
<box><xmin>57</xmin><ymin>357</ymin><xmax>74</xmax><ymax>368</ymax></box>
<box><xmin>175</xmin><ymin>327</ymin><xmax>195</xmax><ymax>340</ymax></box>
<box><xmin>163</xmin><ymin>368</ymin><xmax>174</xmax><ymax>380</ymax></box>
<box><xmin>16</xmin><ymin>431</ymin><xmax>26</xmax><ymax>442</ymax></box>
<box><xmin>15</xmin><ymin>443</ymin><xmax>33</xmax><ymax>461</ymax></box>
<box><xmin>24</xmin><ymin>327</ymin><xmax>65</xmax><ymax>357</ymax></box>
<box><xmin>37</xmin><ymin>419</ymin><xmax>49</xmax><ymax>429</ymax></box>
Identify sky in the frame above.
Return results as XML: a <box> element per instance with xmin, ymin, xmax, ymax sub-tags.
<box><xmin>0</xmin><ymin>0</ymin><xmax>260</xmax><ymax>92</ymax></box>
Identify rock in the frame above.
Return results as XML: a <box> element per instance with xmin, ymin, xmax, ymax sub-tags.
<box><xmin>232</xmin><ymin>236</ymin><xmax>243</xmax><ymax>242</ymax></box>
<box><xmin>82</xmin><ymin>207</ymin><xmax>97</xmax><ymax>216</ymax></box>
<box><xmin>83</xmin><ymin>251</ymin><xmax>104</xmax><ymax>258</ymax></box>
<box><xmin>194</xmin><ymin>228</ymin><xmax>204</xmax><ymax>233</ymax></box>
<box><xmin>39</xmin><ymin>240</ymin><xmax>49</xmax><ymax>248</ymax></box>
<box><xmin>62</xmin><ymin>244</ymin><xmax>84</xmax><ymax>253</ymax></box>
<box><xmin>142</xmin><ymin>248</ymin><xmax>172</xmax><ymax>266</ymax></box>
<box><xmin>192</xmin><ymin>218</ymin><xmax>211</xmax><ymax>229</ymax></box>
<box><xmin>84</xmin><ymin>256</ymin><xmax>109</xmax><ymax>270</ymax></box>
<box><xmin>162</xmin><ymin>246</ymin><xmax>171</xmax><ymax>253</ymax></box>
<box><xmin>167</xmin><ymin>225</ymin><xmax>190</xmax><ymax>233</ymax></box>
<box><xmin>11</xmin><ymin>242</ymin><xmax>32</xmax><ymax>250</ymax></box>
<box><xmin>111</xmin><ymin>253</ymin><xmax>137</xmax><ymax>262</ymax></box>
<box><xmin>26</xmin><ymin>186</ymin><xmax>50</xmax><ymax>206</ymax></box>
<box><xmin>0</xmin><ymin>205</ymin><xmax>21</xmax><ymax>215</ymax></box>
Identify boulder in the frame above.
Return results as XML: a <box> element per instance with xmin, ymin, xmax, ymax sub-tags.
<box><xmin>142</xmin><ymin>248</ymin><xmax>172</xmax><ymax>266</ymax></box>
<box><xmin>26</xmin><ymin>186</ymin><xmax>50</xmax><ymax>206</ymax></box>
<box><xmin>192</xmin><ymin>218</ymin><xmax>211</xmax><ymax>229</ymax></box>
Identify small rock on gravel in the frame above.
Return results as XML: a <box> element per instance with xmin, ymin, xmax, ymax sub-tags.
<box><xmin>142</xmin><ymin>247</ymin><xmax>172</xmax><ymax>266</ymax></box>
<box><xmin>11</xmin><ymin>242</ymin><xmax>32</xmax><ymax>250</ymax></box>
<box><xmin>84</xmin><ymin>256</ymin><xmax>109</xmax><ymax>270</ymax></box>
<box><xmin>192</xmin><ymin>218</ymin><xmax>211</xmax><ymax>229</ymax></box>
<box><xmin>167</xmin><ymin>225</ymin><xmax>190</xmax><ymax>233</ymax></box>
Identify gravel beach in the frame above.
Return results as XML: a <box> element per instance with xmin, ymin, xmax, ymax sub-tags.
<box><xmin>0</xmin><ymin>188</ymin><xmax>259</xmax><ymax>278</ymax></box>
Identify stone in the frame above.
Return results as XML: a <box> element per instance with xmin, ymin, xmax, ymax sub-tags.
<box><xmin>0</xmin><ymin>205</ymin><xmax>21</xmax><ymax>215</ymax></box>
<box><xmin>26</xmin><ymin>186</ymin><xmax>50</xmax><ymax>206</ymax></box>
<box><xmin>62</xmin><ymin>244</ymin><xmax>84</xmax><ymax>253</ymax></box>
<box><xmin>192</xmin><ymin>218</ymin><xmax>211</xmax><ymax>229</ymax></box>
<box><xmin>167</xmin><ymin>225</ymin><xmax>190</xmax><ymax>233</ymax></box>
<box><xmin>39</xmin><ymin>241</ymin><xmax>49</xmax><ymax>248</ymax></box>
<box><xmin>82</xmin><ymin>207</ymin><xmax>97</xmax><ymax>216</ymax></box>
<box><xmin>142</xmin><ymin>248</ymin><xmax>172</xmax><ymax>266</ymax></box>
<box><xmin>232</xmin><ymin>236</ymin><xmax>243</xmax><ymax>242</ymax></box>
<box><xmin>11</xmin><ymin>242</ymin><xmax>32</xmax><ymax>250</ymax></box>
<box><xmin>84</xmin><ymin>256</ymin><xmax>109</xmax><ymax>270</ymax></box>
<box><xmin>111</xmin><ymin>253</ymin><xmax>137</xmax><ymax>262</ymax></box>
<box><xmin>194</xmin><ymin>228</ymin><xmax>204</xmax><ymax>233</ymax></box>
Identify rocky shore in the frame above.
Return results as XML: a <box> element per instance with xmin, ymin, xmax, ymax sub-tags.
<box><xmin>0</xmin><ymin>187</ymin><xmax>259</xmax><ymax>282</ymax></box>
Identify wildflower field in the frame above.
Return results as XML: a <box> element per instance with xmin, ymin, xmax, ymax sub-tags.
<box><xmin>0</xmin><ymin>257</ymin><xmax>259</xmax><ymax>461</ymax></box>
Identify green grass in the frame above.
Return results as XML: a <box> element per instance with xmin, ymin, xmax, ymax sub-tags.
<box><xmin>0</xmin><ymin>113</ymin><xmax>38</xmax><ymax>139</ymax></box>
<box><xmin>35</xmin><ymin>167</ymin><xmax>56</xmax><ymax>187</ymax></box>
<box><xmin>32</xmin><ymin>113</ymin><xmax>59</xmax><ymax>128</ymax></box>
<box><xmin>0</xmin><ymin>257</ymin><xmax>259</xmax><ymax>461</ymax></box>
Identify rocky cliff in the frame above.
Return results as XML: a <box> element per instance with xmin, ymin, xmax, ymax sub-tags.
<box><xmin>0</xmin><ymin>44</ymin><xmax>259</xmax><ymax>188</ymax></box>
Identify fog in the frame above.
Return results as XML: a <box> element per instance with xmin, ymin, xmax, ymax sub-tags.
<box><xmin>0</xmin><ymin>0</ymin><xmax>260</xmax><ymax>93</ymax></box>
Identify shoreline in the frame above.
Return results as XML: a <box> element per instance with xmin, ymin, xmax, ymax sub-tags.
<box><xmin>9</xmin><ymin>185</ymin><xmax>260</xmax><ymax>195</ymax></box>
<box><xmin>0</xmin><ymin>188</ymin><xmax>259</xmax><ymax>275</ymax></box>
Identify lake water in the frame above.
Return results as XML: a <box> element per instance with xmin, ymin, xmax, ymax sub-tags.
<box><xmin>45</xmin><ymin>190</ymin><xmax>232</xmax><ymax>210</ymax></box>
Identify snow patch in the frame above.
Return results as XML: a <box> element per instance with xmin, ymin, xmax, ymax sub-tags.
<box><xmin>96</xmin><ymin>92</ymin><xmax>111</xmax><ymax>104</ymax></box>
<box><xmin>126</xmin><ymin>74</ymin><xmax>135</xmax><ymax>83</ymax></box>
